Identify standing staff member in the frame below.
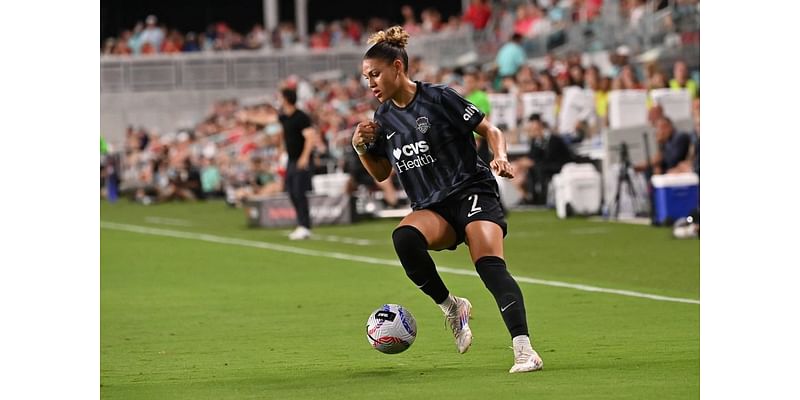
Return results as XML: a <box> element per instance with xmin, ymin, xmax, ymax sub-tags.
<box><xmin>352</xmin><ymin>26</ymin><xmax>543</xmax><ymax>374</ymax></box>
<box><xmin>279</xmin><ymin>88</ymin><xmax>317</xmax><ymax>240</ymax></box>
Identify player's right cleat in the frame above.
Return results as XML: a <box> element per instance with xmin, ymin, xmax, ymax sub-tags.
<box><xmin>509</xmin><ymin>342</ymin><xmax>544</xmax><ymax>373</ymax></box>
<box><xmin>443</xmin><ymin>296</ymin><xmax>473</xmax><ymax>354</ymax></box>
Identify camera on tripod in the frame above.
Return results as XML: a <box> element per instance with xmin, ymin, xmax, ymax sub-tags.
<box><xmin>606</xmin><ymin>132</ymin><xmax>652</xmax><ymax>219</ymax></box>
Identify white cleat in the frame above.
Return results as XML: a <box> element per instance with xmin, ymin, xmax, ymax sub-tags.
<box><xmin>509</xmin><ymin>343</ymin><xmax>544</xmax><ymax>373</ymax></box>
<box><xmin>444</xmin><ymin>297</ymin><xmax>473</xmax><ymax>354</ymax></box>
<box><xmin>288</xmin><ymin>226</ymin><xmax>311</xmax><ymax>240</ymax></box>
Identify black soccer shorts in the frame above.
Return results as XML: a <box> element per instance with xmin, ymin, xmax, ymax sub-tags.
<box><xmin>425</xmin><ymin>188</ymin><xmax>508</xmax><ymax>251</ymax></box>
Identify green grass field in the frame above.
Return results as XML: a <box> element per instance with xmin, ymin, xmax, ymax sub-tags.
<box><xmin>101</xmin><ymin>200</ymin><xmax>699</xmax><ymax>399</ymax></box>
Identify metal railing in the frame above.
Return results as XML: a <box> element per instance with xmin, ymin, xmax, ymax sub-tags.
<box><xmin>100</xmin><ymin>30</ymin><xmax>477</xmax><ymax>93</ymax></box>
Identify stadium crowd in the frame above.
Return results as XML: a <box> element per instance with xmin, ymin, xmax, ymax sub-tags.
<box><xmin>101</xmin><ymin>0</ymin><xmax>700</xmax><ymax>214</ymax></box>
<box><xmin>102</xmin><ymin>0</ymin><xmax>694</xmax><ymax>56</ymax></box>
<box><xmin>104</xmin><ymin>45</ymin><xmax>699</xmax><ymax>208</ymax></box>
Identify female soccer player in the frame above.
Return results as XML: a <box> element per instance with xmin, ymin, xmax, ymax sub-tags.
<box><xmin>352</xmin><ymin>26</ymin><xmax>543</xmax><ymax>373</ymax></box>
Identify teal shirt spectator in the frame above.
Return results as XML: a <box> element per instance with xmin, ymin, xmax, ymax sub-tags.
<box><xmin>201</xmin><ymin>166</ymin><xmax>222</xmax><ymax>194</ymax></box>
<box><xmin>495</xmin><ymin>34</ymin><xmax>526</xmax><ymax>77</ymax></box>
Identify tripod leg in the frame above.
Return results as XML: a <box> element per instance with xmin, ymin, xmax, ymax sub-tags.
<box><xmin>612</xmin><ymin>167</ymin><xmax>626</xmax><ymax>219</ymax></box>
<box><xmin>624</xmin><ymin>172</ymin><xmax>639</xmax><ymax>215</ymax></box>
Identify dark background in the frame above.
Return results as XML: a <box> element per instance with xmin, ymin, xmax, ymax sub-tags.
<box><xmin>101</xmin><ymin>0</ymin><xmax>463</xmax><ymax>41</ymax></box>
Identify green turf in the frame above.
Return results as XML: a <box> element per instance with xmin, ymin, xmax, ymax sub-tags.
<box><xmin>101</xmin><ymin>200</ymin><xmax>699</xmax><ymax>399</ymax></box>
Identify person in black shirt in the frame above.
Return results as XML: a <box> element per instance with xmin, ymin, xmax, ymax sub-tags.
<box><xmin>278</xmin><ymin>88</ymin><xmax>318</xmax><ymax>240</ymax></box>
<box><xmin>515</xmin><ymin>114</ymin><xmax>575</xmax><ymax>204</ymax></box>
<box><xmin>352</xmin><ymin>26</ymin><xmax>543</xmax><ymax>374</ymax></box>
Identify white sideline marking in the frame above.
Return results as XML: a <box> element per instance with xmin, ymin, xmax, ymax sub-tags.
<box><xmin>101</xmin><ymin>221</ymin><xmax>700</xmax><ymax>305</ymax></box>
<box><xmin>144</xmin><ymin>216</ymin><xmax>193</xmax><ymax>227</ymax></box>
<box><xmin>280</xmin><ymin>231</ymin><xmax>377</xmax><ymax>246</ymax></box>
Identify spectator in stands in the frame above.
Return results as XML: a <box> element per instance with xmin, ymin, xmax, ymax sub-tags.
<box><xmin>102</xmin><ymin>38</ymin><xmax>116</xmax><ymax>55</ymax></box>
<box><xmin>528</xmin><ymin>7</ymin><xmax>553</xmax><ymax>41</ymax></box>
<box><xmin>310</xmin><ymin>22</ymin><xmax>331</xmax><ymax>49</ymax></box>
<box><xmin>112</xmin><ymin>31</ymin><xmax>133</xmax><ymax>55</ymax></box>
<box><xmin>626</xmin><ymin>0</ymin><xmax>647</xmax><ymax>29</ymax></box>
<box><xmin>140</xmin><ymin>42</ymin><xmax>157</xmax><ymax>55</ymax></box>
<box><xmin>463</xmin><ymin>0</ymin><xmax>492</xmax><ymax>31</ymax></box>
<box><xmin>636</xmin><ymin>116</ymin><xmax>691</xmax><ymax>175</ymax></box>
<box><xmin>230</xmin><ymin>156</ymin><xmax>283</xmax><ymax>205</ymax></box>
<box><xmin>277</xmin><ymin>22</ymin><xmax>299</xmax><ymax>49</ymax></box>
<box><xmin>160</xmin><ymin>30</ymin><xmax>183</xmax><ymax>53</ymax></box>
<box><xmin>575</xmin><ymin>0</ymin><xmax>604</xmax><ymax>22</ymax></box>
<box><xmin>513</xmin><ymin>3</ymin><xmax>537</xmax><ymax>37</ymax></box>
<box><xmin>139</xmin><ymin>15</ymin><xmax>164</xmax><ymax>54</ymax></box>
<box><xmin>537</xmin><ymin>70</ymin><xmax>561</xmax><ymax>96</ymax></box>
<box><xmin>343</xmin><ymin>18</ymin><xmax>363</xmax><ymax>44</ymax></box>
<box><xmin>495</xmin><ymin>33</ymin><xmax>526</xmax><ymax>79</ymax></box>
<box><xmin>200</xmin><ymin>156</ymin><xmax>223</xmax><ymax>198</ymax></box>
<box><xmin>401</xmin><ymin>5</ymin><xmax>422</xmax><ymax>35</ymax></box>
<box><xmin>648</xmin><ymin>70</ymin><xmax>668</xmax><ymax>90</ymax></box>
<box><xmin>585</xmin><ymin>65</ymin><xmax>608</xmax><ymax>125</ymax></box>
<box><xmin>246</xmin><ymin>24</ymin><xmax>268</xmax><ymax>49</ymax></box>
<box><xmin>670</xmin><ymin>60</ymin><xmax>699</xmax><ymax>99</ymax></box>
<box><xmin>420</xmin><ymin>8</ymin><xmax>443</xmax><ymax>33</ymax></box>
<box><xmin>512</xmin><ymin>114</ymin><xmax>575</xmax><ymax>205</ymax></box>
<box><xmin>182</xmin><ymin>32</ymin><xmax>200</xmax><ymax>52</ymax></box>
<box><xmin>515</xmin><ymin>65</ymin><xmax>539</xmax><ymax>92</ymax></box>
<box><xmin>616</xmin><ymin>64</ymin><xmax>643</xmax><ymax>90</ymax></box>
<box><xmin>568</xmin><ymin>64</ymin><xmax>585</xmax><ymax>87</ymax></box>
<box><xmin>126</xmin><ymin>22</ymin><xmax>144</xmax><ymax>54</ymax></box>
<box><xmin>153</xmin><ymin>157</ymin><xmax>198</xmax><ymax>203</ymax></box>
<box><xmin>279</xmin><ymin>88</ymin><xmax>318</xmax><ymax>240</ymax></box>
<box><xmin>669</xmin><ymin>98</ymin><xmax>700</xmax><ymax>175</ymax></box>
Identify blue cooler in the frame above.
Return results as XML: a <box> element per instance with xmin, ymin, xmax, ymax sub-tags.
<box><xmin>651</xmin><ymin>173</ymin><xmax>699</xmax><ymax>225</ymax></box>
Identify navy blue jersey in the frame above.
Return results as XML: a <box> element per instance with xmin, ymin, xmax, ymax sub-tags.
<box><xmin>366</xmin><ymin>81</ymin><xmax>499</xmax><ymax>210</ymax></box>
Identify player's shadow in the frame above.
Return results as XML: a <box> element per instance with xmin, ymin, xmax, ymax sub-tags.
<box><xmin>347</xmin><ymin>365</ymin><xmax>457</xmax><ymax>379</ymax></box>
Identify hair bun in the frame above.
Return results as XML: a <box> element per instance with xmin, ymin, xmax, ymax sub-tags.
<box><xmin>367</xmin><ymin>26</ymin><xmax>409</xmax><ymax>48</ymax></box>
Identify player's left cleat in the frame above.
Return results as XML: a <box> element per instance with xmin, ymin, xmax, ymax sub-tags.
<box><xmin>509</xmin><ymin>342</ymin><xmax>543</xmax><ymax>373</ymax></box>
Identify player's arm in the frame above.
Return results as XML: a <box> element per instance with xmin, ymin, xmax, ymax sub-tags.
<box><xmin>475</xmin><ymin>117</ymin><xmax>514</xmax><ymax>179</ymax></box>
<box><xmin>352</xmin><ymin>121</ymin><xmax>392</xmax><ymax>182</ymax></box>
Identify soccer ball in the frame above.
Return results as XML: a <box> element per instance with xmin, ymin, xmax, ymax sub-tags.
<box><xmin>366</xmin><ymin>304</ymin><xmax>417</xmax><ymax>354</ymax></box>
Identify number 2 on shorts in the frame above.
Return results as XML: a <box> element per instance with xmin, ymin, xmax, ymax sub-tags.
<box><xmin>467</xmin><ymin>194</ymin><xmax>482</xmax><ymax>217</ymax></box>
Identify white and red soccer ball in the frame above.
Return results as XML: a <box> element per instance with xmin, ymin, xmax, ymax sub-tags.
<box><xmin>366</xmin><ymin>304</ymin><xmax>417</xmax><ymax>354</ymax></box>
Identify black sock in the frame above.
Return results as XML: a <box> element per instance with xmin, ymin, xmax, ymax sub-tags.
<box><xmin>475</xmin><ymin>256</ymin><xmax>529</xmax><ymax>338</ymax></box>
<box><xmin>392</xmin><ymin>226</ymin><xmax>449</xmax><ymax>304</ymax></box>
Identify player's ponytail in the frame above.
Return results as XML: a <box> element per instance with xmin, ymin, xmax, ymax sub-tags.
<box><xmin>364</xmin><ymin>26</ymin><xmax>410</xmax><ymax>73</ymax></box>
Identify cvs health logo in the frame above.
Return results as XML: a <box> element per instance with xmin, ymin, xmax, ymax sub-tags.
<box><xmin>392</xmin><ymin>140</ymin><xmax>430</xmax><ymax>159</ymax></box>
<box><xmin>393</xmin><ymin>140</ymin><xmax>436</xmax><ymax>173</ymax></box>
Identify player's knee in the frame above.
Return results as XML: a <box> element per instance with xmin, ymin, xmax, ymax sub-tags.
<box><xmin>392</xmin><ymin>226</ymin><xmax>428</xmax><ymax>256</ymax></box>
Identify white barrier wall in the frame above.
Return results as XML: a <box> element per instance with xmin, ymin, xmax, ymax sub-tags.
<box><xmin>520</xmin><ymin>91</ymin><xmax>557</xmax><ymax>128</ymax></box>
<box><xmin>650</xmin><ymin>88</ymin><xmax>692</xmax><ymax>123</ymax></box>
<box><xmin>558</xmin><ymin>86</ymin><xmax>595</xmax><ymax>135</ymax></box>
<box><xmin>488</xmin><ymin>93</ymin><xmax>518</xmax><ymax>131</ymax></box>
<box><xmin>608</xmin><ymin>90</ymin><xmax>648</xmax><ymax>129</ymax></box>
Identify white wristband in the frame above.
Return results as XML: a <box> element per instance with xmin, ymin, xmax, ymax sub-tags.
<box><xmin>353</xmin><ymin>142</ymin><xmax>368</xmax><ymax>155</ymax></box>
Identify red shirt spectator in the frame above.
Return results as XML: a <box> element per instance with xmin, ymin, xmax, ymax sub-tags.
<box><xmin>140</xmin><ymin>42</ymin><xmax>157</xmax><ymax>55</ymax></box>
<box><xmin>463</xmin><ymin>0</ymin><xmax>492</xmax><ymax>30</ymax></box>
<box><xmin>513</xmin><ymin>4</ymin><xmax>539</xmax><ymax>36</ymax></box>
